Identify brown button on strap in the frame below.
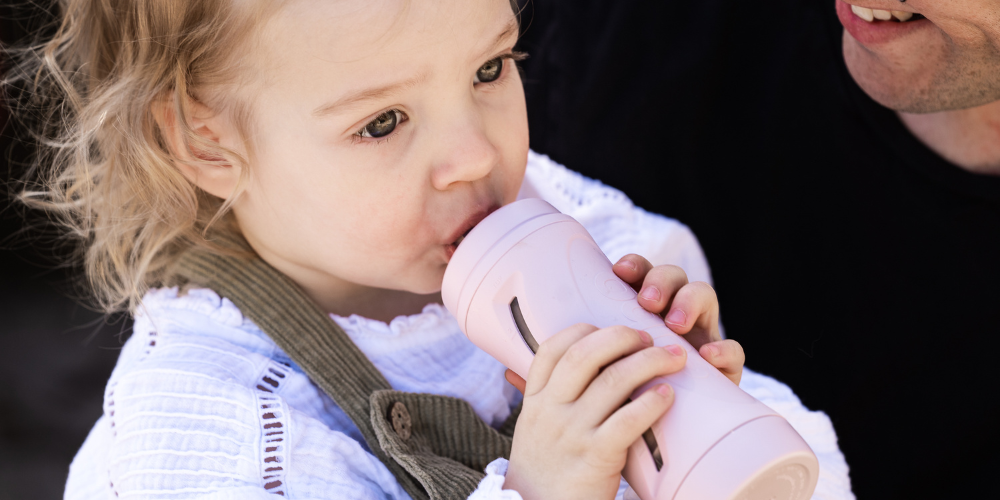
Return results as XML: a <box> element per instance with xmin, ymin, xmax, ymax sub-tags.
<box><xmin>389</xmin><ymin>402</ymin><xmax>412</xmax><ymax>440</ymax></box>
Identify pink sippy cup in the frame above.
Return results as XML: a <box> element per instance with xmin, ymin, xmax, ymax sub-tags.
<box><xmin>441</xmin><ymin>199</ymin><xmax>819</xmax><ymax>500</ymax></box>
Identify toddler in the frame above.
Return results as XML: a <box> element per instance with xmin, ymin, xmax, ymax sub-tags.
<box><xmin>4</xmin><ymin>0</ymin><xmax>853</xmax><ymax>498</ymax></box>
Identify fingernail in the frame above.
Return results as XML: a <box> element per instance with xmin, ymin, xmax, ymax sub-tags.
<box><xmin>656</xmin><ymin>384</ymin><xmax>673</xmax><ymax>397</ymax></box>
<box><xmin>640</xmin><ymin>286</ymin><xmax>660</xmax><ymax>301</ymax></box>
<box><xmin>665</xmin><ymin>309</ymin><xmax>686</xmax><ymax>326</ymax></box>
<box><xmin>616</xmin><ymin>259</ymin><xmax>637</xmax><ymax>271</ymax></box>
<box><xmin>665</xmin><ymin>344</ymin><xmax>684</xmax><ymax>356</ymax></box>
<box><xmin>705</xmin><ymin>344</ymin><xmax>721</xmax><ymax>357</ymax></box>
<box><xmin>637</xmin><ymin>330</ymin><xmax>652</xmax><ymax>344</ymax></box>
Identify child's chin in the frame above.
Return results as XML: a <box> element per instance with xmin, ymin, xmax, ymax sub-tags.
<box><xmin>406</xmin><ymin>273</ymin><xmax>445</xmax><ymax>297</ymax></box>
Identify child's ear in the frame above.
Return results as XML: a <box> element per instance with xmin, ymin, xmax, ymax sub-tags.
<box><xmin>152</xmin><ymin>92</ymin><xmax>244</xmax><ymax>200</ymax></box>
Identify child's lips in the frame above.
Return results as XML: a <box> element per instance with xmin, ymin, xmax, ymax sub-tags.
<box><xmin>444</xmin><ymin>229</ymin><xmax>472</xmax><ymax>261</ymax></box>
<box><xmin>444</xmin><ymin>237</ymin><xmax>469</xmax><ymax>261</ymax></box>
<box><xmin>444</xmin><ymin>203</ymin><xmax>501</xmax><ymax>260</ymax></box>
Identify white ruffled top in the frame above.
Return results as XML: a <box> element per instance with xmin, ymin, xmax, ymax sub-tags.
<box><xmin>64</xmin><ymin>151</ymin><xmax>855</xmax><ymax>500</ymax></box>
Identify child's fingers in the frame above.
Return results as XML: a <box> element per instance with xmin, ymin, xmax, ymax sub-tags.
<box><xmin>698</xmin><ymin>340</ymin><xmax>745</xmax><ymax>385</ymax></box>
<box><xmin>576</xmin><ymin>344</ymin><xmax>686</xmax><ymax>426</ymax></box>
<box><xmin>546</xmin><ymin>325</ymin><xmax>654</xmax><ymax>404</ymax></box>
<box><xmin>505</xmin><ymin>369</ymin><xmax>527</xmax><ymax>394</ymax></box>
<box><xmin>525</xmin><ymin>323</ymin><xmax>600</xmax><ymax>396</ymax></box>
<box><xmin>662</xmin><ymin>281</ymin><xmax>720</xmax><ymax>350</ymax></box>
<box><xmin>635</xmin><ymin>265</ymin><xmax>689</xmax><ymax>315</ymax></box>
<box><xmin>612</xmin><ymin>254</ymin><xmax>654</xmax><ymax>292</ymax></box>
<box><xmin>595</xmin><ymin>383</ymin><xmax>675</xmax><ymax>453</ymax></box>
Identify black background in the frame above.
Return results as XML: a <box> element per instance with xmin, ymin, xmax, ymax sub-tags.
<box><xmin>1</xmin><ymin>3</ymin><xmax>125</xmax><ymax>499</ymax></box>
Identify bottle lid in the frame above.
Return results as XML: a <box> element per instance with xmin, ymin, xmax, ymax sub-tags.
<box><xmin>673</xmin><ymin>415</ymin><xmax>819</xmax><ymax>500</ymax></box>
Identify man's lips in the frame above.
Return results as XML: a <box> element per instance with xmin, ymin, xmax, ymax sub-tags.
<box><xmin>836</xmin><ymin>1</ymin><xmax>931</xmax><ymax>46</ymax></box>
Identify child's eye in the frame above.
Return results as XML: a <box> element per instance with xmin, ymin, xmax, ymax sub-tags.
<box><xmin>357</xmin><ymin>109</ymin><xmax>405</xmax><ymax>138</ymax></box>
<box><xmin>474</xmin><ymin>57</ymin><xmax>504</xmax><ymax>84</ymax></box>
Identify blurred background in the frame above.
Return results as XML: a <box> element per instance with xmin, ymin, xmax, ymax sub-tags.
<box><xmin>1</xmin><ymin>3</ymin><xmax>125</xmax><ymax>499</ymax></box>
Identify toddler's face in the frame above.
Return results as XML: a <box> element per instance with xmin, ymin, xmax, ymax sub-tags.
<box><xmin>230</xmin><ymin>0</ymin><xmax>528</xmax><ymax>306</ymax></box>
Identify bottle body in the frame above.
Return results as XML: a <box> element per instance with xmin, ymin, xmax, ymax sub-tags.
<box><xmin>442</xmin><ymin>199</ymin><xmax>818</xmax><ymax>500</ymax></box>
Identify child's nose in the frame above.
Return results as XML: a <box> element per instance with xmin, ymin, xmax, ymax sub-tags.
<box><xmin>429</xmin><ymin>116</ymin><xmax>500</xmax><ymax>190</ymax></box>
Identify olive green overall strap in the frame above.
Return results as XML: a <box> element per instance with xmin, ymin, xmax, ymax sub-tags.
<box><xmin>172</xmin><ymin>247</ymin><xmax>517</xmax><ymax>500</ymax></box>
<box><xmin>370</xmin><ymin>391</ymin><xmax>516</xmax><ymax>499</ymax></box>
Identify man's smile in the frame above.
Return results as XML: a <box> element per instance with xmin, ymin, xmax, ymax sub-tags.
<box><xmin>836</xmin><ymin>1</ymin><xmax>933</xmax><ymax>46</ymax></box>
<box><xmin>847</xmin><ymin>4</ymin><xmax>923</xmax><ymax>23</ymax></box>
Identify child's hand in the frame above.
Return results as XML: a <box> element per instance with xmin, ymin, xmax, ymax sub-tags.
<box><xmin>612</xmin><ymin>254</ymin><xmax>744</xmax><ymax>385</ymax></box>
<box><xmin>503</xmin><ymin>323</ymin><xmax>684</xmax><ymax>500</ymax></box>
<box><xmin>500</xmin><ymin>254</ymin><xmax>745</xmax><ymax>499</ymax></box>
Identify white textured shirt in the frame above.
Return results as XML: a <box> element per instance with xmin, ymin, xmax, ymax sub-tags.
<box><xmin>65</xmin><ymin>151</ymin><xmax>854</xmax><ymax>500</ymax></box>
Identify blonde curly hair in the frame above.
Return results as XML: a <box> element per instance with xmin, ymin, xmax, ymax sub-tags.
<box><xmin>4</xmin><ymin>0</ymin><xmax>283</xmax><ymax>313</ymax></box>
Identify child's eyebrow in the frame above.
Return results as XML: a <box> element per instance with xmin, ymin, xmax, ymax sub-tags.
<box><xmin>312</xmin><ymin>74</ymin><xmax>426</xmax><ymax>118</ymax></box>
<box><xmin>494</xmin><ymin>19</ymin><xmax>520</xmax><ymax>50</ymax></box>
<box><xmin>475</xmin><ymin>18</ymin><xmax>520</xmax><ymax>63</ymax></box>
<box><xmin>311</xmin><ymin>18</ymin><xmax>520</xmax><ymax>120</ymax></box>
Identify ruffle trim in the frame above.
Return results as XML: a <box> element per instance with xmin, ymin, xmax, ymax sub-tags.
<box><xmin>330</xmin><ymin>302</ymin><xmax>455</xmax><ymax>338</ymax></box>
<box><xmin>137</xmin><ymin>287</ymin><xmax>255</xmax><ymax>330</ymax></box>
<box><xmin>525</xmin><ymin>151</ymin><xmax>633</xmax><ymax>212</ymax></box>
<box><xmin>468</xmin><ymin>458</ymin><xmax>523</xmax><ymax>500</ymax></box>
<box><xmin>140</xmin><ymin>286</ymin><xmax>456</xmax><ymax>341</ymax></box>
<box><xmin>524</xmin><ymin>151</ymin><xmax>680</xmax><ymax>263</ymax></box>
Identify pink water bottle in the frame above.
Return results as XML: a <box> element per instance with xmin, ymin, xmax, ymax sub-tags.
<box><xmin>442</xmin><ymin>199</ymin><xmax>819</xmax><ymax>500</ymax></box>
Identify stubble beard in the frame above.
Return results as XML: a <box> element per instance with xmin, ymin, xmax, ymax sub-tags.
<box><xmin>843</xmin><ymin>33</ymin><xmax>1000</xmax><ymax>114</ymax></box>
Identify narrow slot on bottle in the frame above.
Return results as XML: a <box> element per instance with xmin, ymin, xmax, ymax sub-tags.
<box><xmin>642</xmin><ymin>427</ymin><xmax>663</xmax><ymax>471</ymax></box>
<box><xmin>509</xmin><ymin>297</ymin><xmax>539</xmax><ymax>354</ymax></box>
<box><xmin>623</xmin><ymin>397</ymin><xmax>664</xmax><ymax>471</ymax></box>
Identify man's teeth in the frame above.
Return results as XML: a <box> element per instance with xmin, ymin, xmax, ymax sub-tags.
<box><xmin>851</xmin><ymin>5</ymin><xmax>916</xmax><ymax>23</ymax></box>
<box><xmin>891</xmin><ymin>10</ymin><xmax>913</xmax><ymax>22</ymax></box>
<box><xmin>872</xmin><ymin>9</ymin><xmax>892</xmax><ymax>21</ymax></box>
<box><xmin>851</xmin><ymin>6</ymin><xmax>875</xmax><ymax>22</ymax></box>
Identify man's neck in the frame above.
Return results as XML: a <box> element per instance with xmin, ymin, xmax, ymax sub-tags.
<box><xmin>897</xmin><ymin>100</ymin><xmax>1000</xmax><ymax>176</ymax></box>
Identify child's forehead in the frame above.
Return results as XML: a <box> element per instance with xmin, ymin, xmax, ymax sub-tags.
<box><xmin>260</xmin><ymin>0</ymin><xmax>517</xmax><ymax>75</ymax></box>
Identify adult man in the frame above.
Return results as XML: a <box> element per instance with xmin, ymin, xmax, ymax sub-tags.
<box><xmin>518</xmin><ymin>0</ymin><xmax>1000</xmax><ymax>497</ymax></box>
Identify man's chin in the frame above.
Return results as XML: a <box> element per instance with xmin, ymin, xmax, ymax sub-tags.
<box><xmin>842</xmin><ymin>35</ymin><xmax>929</xmax><ymax>113</ymax></box>
<box><xmin>842</xmin><ymin>31</ymin><xmax>1000</xmax><ymax>114</ymax></box>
